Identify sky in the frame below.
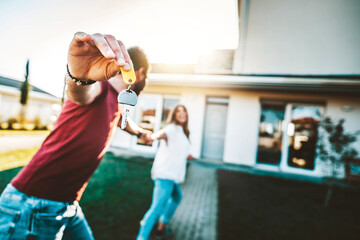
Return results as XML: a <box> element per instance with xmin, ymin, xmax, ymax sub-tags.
<box><xmin>0</xmin><ymin>0</ymin><xmax>238</xmax><ymax>97</ymax></box>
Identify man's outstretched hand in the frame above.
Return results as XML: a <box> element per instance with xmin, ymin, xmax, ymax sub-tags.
<box><xmin>67</xmin><ymin>32</ymin><xmax>131</xmax><ymax>82</ymax></box>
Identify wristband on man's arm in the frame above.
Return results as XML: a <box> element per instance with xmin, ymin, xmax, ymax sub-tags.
<box><xmin>67</xmin><ymin>64</ymin><xmax>96</xmax><ymax>86</ymax></box>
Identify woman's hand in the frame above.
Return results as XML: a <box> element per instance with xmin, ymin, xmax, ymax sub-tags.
<box><xmin>143</xmin><ymin>133</ymin><xmax>155</xmax><ymax>146</ymax></box>
<box><xmin>139</xmin><ymin>131</ymin><xmax>155</xmax><ymax>146</ymax></box>
<box><xmin>67</xmin><ymin>32</ymin><xmax>131</xmax><ymax>82</ymax></box>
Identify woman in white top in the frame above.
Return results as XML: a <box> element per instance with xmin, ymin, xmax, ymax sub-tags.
<box><xmin>137</xmin><ymin>105</ymin><xmax>193</xmax><ymax>240</ymax></box>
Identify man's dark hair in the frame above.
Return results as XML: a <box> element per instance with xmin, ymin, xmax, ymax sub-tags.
<box><xmin>128</xmin><ymin>46</ymin><xmax>149</xmax><ymax>75</ymax></box>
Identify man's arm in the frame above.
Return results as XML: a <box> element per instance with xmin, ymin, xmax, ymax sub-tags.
<box><xmin>122</xmin><ymin>117</ymin><xmax>147</xmax><ymax>136</ymax></box>
<box><xmin>66</xmin><ymin>79</ymin><xmax>101</xmax><ymax>106</ymax></box>
<box><xmin>66</xmin><ymin>32</ymin><xmax>131</xmax><ymax>105</ymax></box>
<box><xmin>119</xmin><ymin>115</ymin><xmax>155</xmax><ymax>145</ymax></box>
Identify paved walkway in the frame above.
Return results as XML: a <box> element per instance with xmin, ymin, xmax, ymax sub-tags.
<box><xmin>0</xmin><ymin>135</ymin><xmax>46</xmax><ymax>153</ymax></box>
<box><xmin>170</xmin><ymin>162</ymin><xmax>218</xmax><ymax>240</ymax></box>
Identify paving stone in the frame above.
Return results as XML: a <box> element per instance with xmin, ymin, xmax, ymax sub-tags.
<box><xmin>170</xmin><ymin>163</ymin><xmax>218</xmax><ymax>240</ymax></box>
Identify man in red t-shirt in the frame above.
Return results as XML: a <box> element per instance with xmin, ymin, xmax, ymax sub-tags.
<box><xmin>0</xmin><ymin>32</ymin><xmax>150</xmax><ymax>239</ymax></box>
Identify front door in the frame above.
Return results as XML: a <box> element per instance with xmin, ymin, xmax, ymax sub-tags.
<box><xmin>202</xmin><ymin>98</ymin><xmax>228</xmax><ymax>160</ymax></box>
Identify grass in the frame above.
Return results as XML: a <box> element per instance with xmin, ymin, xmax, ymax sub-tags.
<box><xmin>0</xmin><ymin>147</ymin><xmax>39</xmax><ymax>171</ymax></box>
<box><xmin>4</xmin><ymin>151</ymin><xmax>359</xmax><ymax>239</ymax></box>
<box><xmin>0</xmin><ymin>167</ymin><xmax>21</xmax><ymax>192</ymax></box>
<box><xmin>0</xmin><ymin>153</ymin><xmax>154</xmax><ymax>240</ymax></box>
<box><xmin>217</xmin><ymin>169</ymin><xmax>360</xmax><ymax>240</ymax></box>
<box><xmin>0</xmin><ymin>130</ymin><xmax>50</xmax><ymax>136</ymax></box>
<box><xmin>81</xmin><ymin>153</ymin><xmax>154</xmax><ymax>239</ymax></box>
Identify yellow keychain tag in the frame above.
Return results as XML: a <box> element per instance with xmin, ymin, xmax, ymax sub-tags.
<box><xmin>120</xmin><ymin>62</ymin><xmax>136</xmax><ymax>85</ymax></box>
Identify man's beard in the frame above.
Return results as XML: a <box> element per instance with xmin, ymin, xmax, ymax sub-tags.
<box><xmin>130</xmin><ymin>79</ymin><xmax>146</xmax><ymax>96</ymax></box>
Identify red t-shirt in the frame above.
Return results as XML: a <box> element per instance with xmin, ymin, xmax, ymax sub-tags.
<box><xmin>12</xmin><ymin>81</ymin><xmax>120</xmax><ymax>202</ymax></box>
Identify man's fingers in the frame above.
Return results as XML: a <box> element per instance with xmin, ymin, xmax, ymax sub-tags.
<box><xmin>104</xmin><ymin>35</ymin><xmax>126</xmax><ymax>66</ymax></box>
<box><xmin>73</xmin><ymin>32</ymin><xmax>92</xmax><ymax>43</ymax></box>
<box><xmin>69</xmin><ymin>32</ymin><xmax>132</xmax><ymax>80</ymax></box>
<box><xmin>73</xmin><ymin>33</ymin><xmax>130</xmax><ymax>70</ymax></box>
<box><xmin>91</xmin><ymin>33</ymin><xmax>116</xmax><ymax>59</ymax></box>
<box><xmin>118</xmin><ymin>40</ymin><xmax>132</xmax><ymax>70</ymax></box>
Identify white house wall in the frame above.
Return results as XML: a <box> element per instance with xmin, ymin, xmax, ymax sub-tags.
<box><xmin>111</xmin><ymin>108</ymin><xmax>135</xmax><ymax>149</ymax></box>
<box><xmin>111</xmin><ymin>129</ymin><xmax>133</xmax><ymax>149</ymax></box>
<box><xmin>0</xmin><ymin>89</ymin><xmax>60</xmax><ymax>124</ymax></box>
<box><xmin>224</xmin><ymin>93</ymin><xmax>259</xmax><ymax>166</ymax></box>
<box><xmin>26</xmin><ymin>100</ymin><xmax>53</xmax><ymax>125</ymax></box>
<box><xmin>0</xmin><ymin>95</ymin><xmax>21</xmax><ymax>122</ymax></box>
<box><xmin>237</xmin><ymin>0</ymin><xmax>360</xmax><ymax>74</ymax></box>
<box><xmin>326</xmin><ymin>97</ymin><xmax>360</xmax><ymax>155</ymax></box>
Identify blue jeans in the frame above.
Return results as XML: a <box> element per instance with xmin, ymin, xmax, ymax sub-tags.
<box><xmin>0</xmin><ymin>184</ymin><xmax>94</xmax><ymax>240</ymax></box>
<box><xmin>137</xmin><ymin>179</ymin><xmax>182</xmax><ymax>240</ymax></box>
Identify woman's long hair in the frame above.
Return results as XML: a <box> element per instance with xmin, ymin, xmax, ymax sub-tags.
<box><xmin>167</xmin><ymin>105</ymin><xmax>190</xmax><ymax>139</ymax></box>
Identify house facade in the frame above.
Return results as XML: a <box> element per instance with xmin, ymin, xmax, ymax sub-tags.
<box><xmin>0</xmin><ymin>76</ymin><xmax>61</xmax><ymax>128</ymax></box>
<box><xmin>111</xmin><ymin>0</ymin><xmax>360</xmax><ymax>179</ymax></box>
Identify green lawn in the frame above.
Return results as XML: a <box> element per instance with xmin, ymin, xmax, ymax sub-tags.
<box><xmin>217</xmin><ymin>170</ymin><xmax>360</xmax><ymax>240</ymax></box>
<box><xmin>0</xmin><ymin>153</ymin><xmax>154</xmax><ymax>240</ymax></box>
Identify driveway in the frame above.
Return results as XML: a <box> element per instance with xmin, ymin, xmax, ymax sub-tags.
<box><xmin>0</xmin><ymin>135</ymin><xmax>47</xmax><ymax>153</ymax></box>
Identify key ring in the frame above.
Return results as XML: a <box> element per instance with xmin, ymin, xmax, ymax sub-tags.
<box><xmin>120</xmin><ymin>62</ymin><xmax>136</xmax><ymax>85</ymax></box>
<box><xmin>127</xmin><ymin>82</ymin><xmax>132</xmax><ymax>92</ymax></box>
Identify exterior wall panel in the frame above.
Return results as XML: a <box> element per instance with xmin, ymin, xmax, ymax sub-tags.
<box><xmin>239</xmin><ymin>0</ymin><xmax>360</xmax><ymax>74</ymax></box>
<box><xmin>224</xmin><ymin>94</ymin><xmax>259</xmax><ymax>165</ymax></box>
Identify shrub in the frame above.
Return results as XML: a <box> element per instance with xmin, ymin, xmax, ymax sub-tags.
<box><xmin>7</xmin><ymin>117</ymin><xmax>19</xmax><ymax>130</ymax></box>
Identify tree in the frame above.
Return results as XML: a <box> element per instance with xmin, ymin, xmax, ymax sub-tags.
<box><xmin>317</xmin><ymin>117</ymin><xmax>359</xmax><ymax>207</ymax></box>
<box><xmin>19</xmin><ymin>59</ymin><xmax>31</xmax><ymax>125</ymax></box>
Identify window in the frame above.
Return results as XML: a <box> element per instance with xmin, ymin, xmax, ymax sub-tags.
<box><xmin>287</xmin><ymin>105</ymin><xmax>322</xmax><ymax>170</ymax></box>
<box><xmin>134</xmin><ymin>94</ymin><xmax>179</xmax><ymax>147</ymax></box>
<box><xmin>257</xmin><ymin>102</ymin><xmax>285</xmax><ymax>165</ymax></box>
<box><xmin>160</xmin><ymin>98</ymin><xmax>180</xmax><ymax>129</ymax></box>
<box><xmin>135</xmin><ymin>95</ymin><xmax>159</xmax><ymax>145</ymax></box>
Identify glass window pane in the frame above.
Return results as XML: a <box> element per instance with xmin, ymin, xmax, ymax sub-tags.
<box><xmin>287</xmin><ymin>105</ymin><xmax>322</xmax><ymax>170</ymax></box>
<box><xmin>257</xmin><ymin>103</ymin><xmax>285</xmax><ymax>165</ymax></box>
<box><xmin>136</xmin><ymin>95</ymin><xmax>158</xmax><ymax>145</ymax></box>
<box><xmin>161</xmin><ymin>98</ymin><xmax>179</xmax><ymax>128</ymax></box>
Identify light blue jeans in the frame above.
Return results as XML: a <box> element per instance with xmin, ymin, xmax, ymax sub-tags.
<box><xmin>0</xmin><ymin>184</ymin><xmax>94</xmax><ymax>240</ymax></box>
<box><xmin>137</xmin><ymin>179</ymin><xmax>182</xmax><ymax>240</ymax></box>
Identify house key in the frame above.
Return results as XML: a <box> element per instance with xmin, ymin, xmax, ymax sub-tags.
<box><xmin>118</xmin><ymin>84</ymin><xmax>137</xmax><ymax>129</ymax></box>
<box><xmin>118</xmin><ymin>63</ymin><xmax>137</xmax><ymax>129</ymax></box>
